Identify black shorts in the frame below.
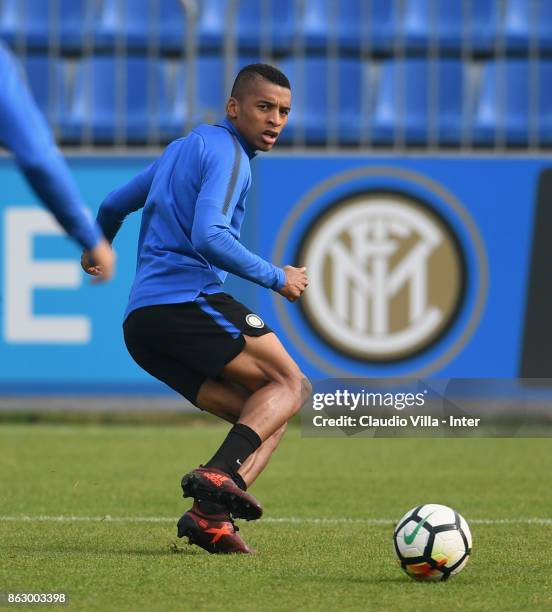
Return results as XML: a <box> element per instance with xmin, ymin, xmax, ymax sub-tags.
<box><xmin>123</xmin><ymin>292</ymin><xmax>272</xmax><ymax>406</ymax></box>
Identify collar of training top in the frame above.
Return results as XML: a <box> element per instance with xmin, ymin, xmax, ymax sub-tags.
<box><xmin>216</xmin><ymin>118</ymin><xmax>257</xmax><ymax>160</ymax></box>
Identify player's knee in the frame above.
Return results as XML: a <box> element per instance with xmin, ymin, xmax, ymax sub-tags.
<box><xmin>263</xmin><ymin>361</ymin><xmax>311</xmax><ymax>411</ymax></box>
<box><xmin>300</xmin><ymin>376</ymin><xmax>312</xmax><ymax>403</ymax></box>
<box><xmin>284</xmin><ymin>372</ymin><xmax>311</xmax><ymax>414</ymax></box>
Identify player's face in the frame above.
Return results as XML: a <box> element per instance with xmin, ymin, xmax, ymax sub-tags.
<box><xmin>227</xmin><ymin>78</ymin><xmax>291</xmax><ymax>152</ymax></box>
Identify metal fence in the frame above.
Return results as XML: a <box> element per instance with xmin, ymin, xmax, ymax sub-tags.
<box><xmin>2</xmin><ymin>0</ymin><xmax>552</xmax><ymax>151</ymax></box>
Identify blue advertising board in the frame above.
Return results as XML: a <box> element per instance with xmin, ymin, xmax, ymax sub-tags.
<box><xmin>0</xmin><ymin>154</ymin><xmax>549</xmax><ymax>394</ymax></box>
<box><xmin>254</xmin><ymin>156</ymin><xmax>543</xmax><ymax>380</ymax></box>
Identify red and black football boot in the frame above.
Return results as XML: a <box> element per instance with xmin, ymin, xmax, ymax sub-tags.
<box><xmin>176</xmin><ymin>502</ymin><xmax>256</xmax><ymax>554</ymax></box>
<box><xmin>181</xmin><ymin>467</ymin><xmax>262</xmax><ymax>521</ymax></box>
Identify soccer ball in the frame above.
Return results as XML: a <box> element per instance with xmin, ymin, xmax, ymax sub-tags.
<box><xmin>393</xmin><ymin>503</ymin><xmax>472</xmax><ymax>582</ymax></box>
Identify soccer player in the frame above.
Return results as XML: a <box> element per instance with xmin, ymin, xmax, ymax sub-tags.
<box><xmin>84</xmin><ymin>64</ymin><xmax>310</xmax><ymax>553</ymax></box>
<box><xmin>0</xmin><ymin>41</ymin><xmax>114</xmax><ymax>279</ymax></box>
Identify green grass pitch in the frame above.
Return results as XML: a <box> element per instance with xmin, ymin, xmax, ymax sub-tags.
<box><xmin>1</xmin><ymin>422</ymin><xmax>551</xmax><ymax>611</ymax></box>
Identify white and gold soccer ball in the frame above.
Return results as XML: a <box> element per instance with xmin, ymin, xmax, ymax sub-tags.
<box><xmin>393</xmin><ymin>503</ymin><xmax>472</xmax><ymax>581</ymax></box>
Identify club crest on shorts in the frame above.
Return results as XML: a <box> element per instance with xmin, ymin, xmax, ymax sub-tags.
<box><xmin>246</xmin><ymin>313</ymin><xmax>264</xmax><ymax>328</ymax></box>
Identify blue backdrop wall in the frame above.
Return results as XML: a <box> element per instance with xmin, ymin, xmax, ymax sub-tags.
<box><xmin>0</xmin><ymin>155</ymin><xmax>548</xmax><ymax>394</ymax></box>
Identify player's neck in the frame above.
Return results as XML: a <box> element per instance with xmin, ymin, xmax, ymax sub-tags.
<box><xmin>221</xmin><ymin>117</ymin><xmax>257</xmax><ymax>159</ymax></box>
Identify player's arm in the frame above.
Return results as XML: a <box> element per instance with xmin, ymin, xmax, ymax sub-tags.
<box><xmin>191</xmin><ymin>138</ymin><xmax>295</xmax><ymax>293</ymax></box>
<box><xmin>82</xmin><ymin>159</ymin><xmax>158</xmax><ymax>277</ymax></box>
<box><xmin>96</xmin><ymin>159</ymin><xmax>158</xmax><ymax>242</ymax></box>
<box><xmin>0</xmin><ymin>46</ymin><xmax>104</xmax><ymax>255</ymax></box>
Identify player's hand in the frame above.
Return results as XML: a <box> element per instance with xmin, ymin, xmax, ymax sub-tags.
<box><xmin>81</xmin><ymin>238</ymin><xmax>115</xmax><ymax>282</ymax></box>
<box><xmin>277</xmin><ymin>265</ymin><xmax>308</xmax><ymax>302</ymax></box>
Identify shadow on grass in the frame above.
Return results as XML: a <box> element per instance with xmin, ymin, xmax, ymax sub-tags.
<box><xmin>298</xmin><ymin>575</ymin><xmax>408</xmax><ymax>586</ymax></box>
<box><xmin>3</xmin><ymin>543</ymin><xmax>198</xmax><ymax>557</ymax></box>
<box><xmin>370</xmin><ymin>577</ymin><xmax>444</xmax><ymax>585</ymax></box>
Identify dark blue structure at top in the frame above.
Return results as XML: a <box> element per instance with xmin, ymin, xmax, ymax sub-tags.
<box><xmin>3</xmin><ymin>0</ymin><xmax>552</xmax><ymax>148</ymax></box>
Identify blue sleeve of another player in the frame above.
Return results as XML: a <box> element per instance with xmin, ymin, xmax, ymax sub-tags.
<box><xmin>0</xmin><ymin>45</ymin><xmax>101</xmax><ymax>250</ymax></box>
<box><xmin>96</xmin><ymin>160</ymin><xmax>158</xmax><ymax>243</ymax></box>
<box><xmin>191</xmin><ymin>137</ymin><xmax>285</xmax><ymax>290</ymax></box>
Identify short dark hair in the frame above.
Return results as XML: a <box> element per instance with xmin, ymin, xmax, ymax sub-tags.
<box><xmin>230</xmin><ymin>63</ymin><xmax>291</xmax><ymax>99</ymax></box>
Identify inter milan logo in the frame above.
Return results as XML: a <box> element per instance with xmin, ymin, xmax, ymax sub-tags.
<box><xmin>246</xmin><ymin>313</ymin><xmax>264</xmax><ymax>329</ymax></box>
<box><xmin>298</xmin><ymin>192</ymin><xmax>465</xmax><ymax>362</ymax></box>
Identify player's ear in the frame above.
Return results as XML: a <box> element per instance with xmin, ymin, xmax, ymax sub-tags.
<box><xmin>226</xmin><ymin>97</ymin><xmax>239</xmax><ymax>119</ymax></box>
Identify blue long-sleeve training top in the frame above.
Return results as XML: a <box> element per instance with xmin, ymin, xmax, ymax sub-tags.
<box><xmin>96</xmin><ymin>118</ymin><xmax>286</xmax><ymax>320</ymax></box>
<box><xmin>0</xmin><ymin>42</ymin><xmax>101</xmax><ymax>251</ymax></box>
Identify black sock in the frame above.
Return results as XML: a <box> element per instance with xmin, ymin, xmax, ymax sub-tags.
<box><xmin>204</xmin><ymin>423</ymin><xmax>262</xmax><ymax>487</ymax></box>
<box><xmin>232</xmin><ymin>472</ymin><xmax>247</xmax><ymax>491</ymax></box>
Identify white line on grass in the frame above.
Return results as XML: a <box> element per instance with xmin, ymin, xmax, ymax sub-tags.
<box><xmin>0</xmin><ymin>515</ymin><xmax>551</xmax><ymax>525</ymax></box>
